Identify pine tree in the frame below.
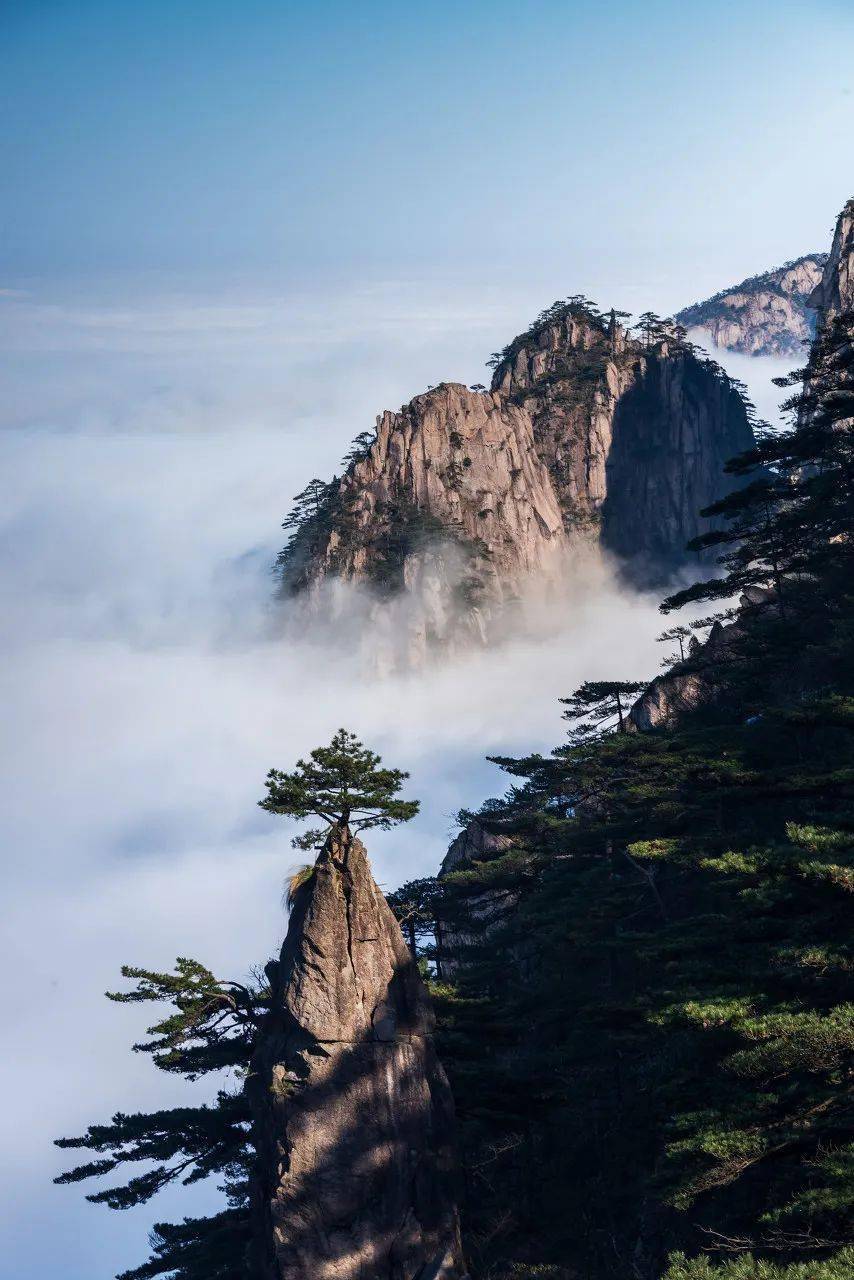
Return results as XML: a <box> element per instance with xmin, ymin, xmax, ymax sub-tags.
<box><xmin>559</xmin><ymin>679</ymin><xmax>647</xmax><ymax>739</ymax></box>
<box><xmin>340</xmin><ymin>431</ymin><xmax>376</xmax><ymax>469</ymax></box>
<box><xmin>663</xmin><ymin>308</ymin><xmax>854</xmax><ymax>621</ymax></box>
<box><xmin>432</xmin><ymin>302</ymin><xmax>854</xmax><ymax>1275</ymax></box>
<box><xmin>386</xmin><ymin>876</ymin><xmax>444</xmax><ymax>967</ymax></box>
<box><xmin>259</xmin><ymin>727</ymin><xmax>419</xmax><ymax>850</ymax></box>
<box><xmin>54</xmin><ymin>959</ymin><xmax>268</xmax><ymax>1279</ymax></box>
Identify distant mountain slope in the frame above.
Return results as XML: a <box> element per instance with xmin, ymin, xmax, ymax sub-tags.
<box><xmin>676</xmin><ymin>253</ymin><xmax>827</xmax><ymax>356</ymax></box>
<box><xmin>276</xmin><ymin>302</ymin><xmax>754</xmax><ymax>659</ymax></box>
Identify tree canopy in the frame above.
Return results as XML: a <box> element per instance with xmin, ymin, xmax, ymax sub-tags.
<box><xmin>259</xmin><ymin>728</ymin><xmax>419</xmax><ymax>848</ymax></box>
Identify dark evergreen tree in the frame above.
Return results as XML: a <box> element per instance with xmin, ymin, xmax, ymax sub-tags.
<box><xmin>386</xmin><ymin>875</ymin><xmax>445</xmax><ymax>968</ymax></box>
<box><xmin>259</xmin><ymin>727</ymin><xmax>419</xmax><ymax>849</ymax></box>
<box><xmin>430</xmin><ymin>303</ymin><xmax>854</xmax><ymax>1278</ymax></box>
<box><xmin>340</xmin><ymin>430</ymin><xmax>376</xmax><ymax>469</ymax></box>
<box><xmin>54</xmin><ymin>959</ymin><xmax>267</xmax><ymax>1279</ymax></box>
<box><xmin>657</xmin><ymin>624</ymin><xmax>693</xmax><ymax>665</ymax></box>
<box><xmin>559</xmin><ymin>679</ymin><xmax>646</xmax><ymax>739</ymax></box>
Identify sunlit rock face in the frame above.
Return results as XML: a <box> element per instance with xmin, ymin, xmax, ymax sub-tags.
<box><xmin>676</xmin><ymin>254</ymin><xmax>827</xmax><ymax>356</ymax></box>
<box><xmin>282</xmin><ymin>310</ymin><xmax>754</xmax><ymax>655</ymax></box>
<box><xmin>249</xmin><ymin>827</ymin><xmax>467</xmax><ymax>1280</ymax></box>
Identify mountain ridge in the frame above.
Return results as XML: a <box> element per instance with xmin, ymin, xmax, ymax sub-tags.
<box><xmin>276</xmin><ymin>301</ymin><xmax>754</xmax><ymax>659</ymax></box>
<box><xmin>675</xmin><ymin>252</ymin><xmax>827</xmax><ymax>355</ymax></box>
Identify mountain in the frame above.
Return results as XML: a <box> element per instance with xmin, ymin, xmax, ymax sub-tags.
<box><xmin>277</xmin><ymin>303</ymin><xmax>754</xmax><ymax>657</ymax></box>
<box><xmin>675</xmin><ymin>253</ymin><xmax>827</xmax><ymax>356</ymax></box>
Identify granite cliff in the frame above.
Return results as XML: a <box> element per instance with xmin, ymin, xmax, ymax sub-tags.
<box><xmin>675</xmin><ymin>253</ymin><xmax>826</xmax><ymax>356</ymax></box>
<box><xmin>278</xmin><ymin>302</ymin><xmax>754</xmax><ymax>656</ymax></box>
<box><xmin>249</xmin><ymin>826</ymin><xmax>466</xmax><ymax>1280</ymax></box>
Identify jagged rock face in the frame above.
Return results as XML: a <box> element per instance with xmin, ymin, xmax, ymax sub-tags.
<box><xmin>490</xmin><ymin>313</ymin><xmax>754</xmax><ymax>584</ymax></box>
<box><xmin>249</xmin><ymin>829</ymin><xmax>466</xmax><ymax>1280</ymax></box>
<box><xmin>490</xmin><ymin>313</ymin><xmax>635</xmax><ymax>527</ymax></box>
<box><xmin>441</xmin><ymin>818</ymin><xmax>515</xmax><ymax>875</ymax></box>
<box><xmin>287</xmin><ymin>310</ymin><xmax>754</xmax><ymax>653</ymax></box>
<box><xmin>808</xmin><ymin>199</ymin><xmax>854</xmax><ymax>322</ymax></box>
<box><xmin>600</xmin><ymin>351</ymin><xmax>753</xmax><ymax>582</ymax></box>
<box><xmin>675</xmin><ymin>254</ymin><xmax>826</xmax><ymax>356</ymax></box>
<box><xmin>307</xmin><ymin>381</ymin><xmax>568</xmax><ymax>634</ymax></box>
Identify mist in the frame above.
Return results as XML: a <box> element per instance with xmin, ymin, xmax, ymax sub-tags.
<box><xmin>0</xmin><ymin>279</ymin><xmax>787</xmax><ymax>1279</ymax></box>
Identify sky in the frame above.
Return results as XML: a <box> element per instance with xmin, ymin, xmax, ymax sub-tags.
<box><xmin>1</xmin><ymin>2</ymin><xmax>853</xmax><ymax>1278</ymax></box>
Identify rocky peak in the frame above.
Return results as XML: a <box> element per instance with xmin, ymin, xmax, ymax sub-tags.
<box><xmin>278</xmin><ymin>300</ymin><xmax>754</xmax><ymax>658</ymax></box>
<box><xmin>675</xmin><ymin>253</ymin><xmax>827</xmax><ymax>356</ymax></box>
<box><xmin>440</xmin><ymin>817</ymin><xmax>515</xmax><ymax>877</ymax></box>
<box><xmin>249</xmin><ymin>826</ymin><xmax>466</xmax><ymax>1280</ymax></box>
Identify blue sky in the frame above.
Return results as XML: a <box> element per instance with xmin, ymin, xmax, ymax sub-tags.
<box><xmin>3</xmin><ymin>0</ymin><xmax>853</xmax><ymax>300</ymax></box>
<box><xmin>1</xmin><ymin>4</ymin><xmax>853</xmax><ymax>1279</ymax></box>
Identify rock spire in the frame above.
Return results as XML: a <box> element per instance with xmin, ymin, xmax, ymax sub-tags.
<box><xmin>249</xmin><ymin>826</ymin><xmax>467</xmax><ymax>1280</ymax></box>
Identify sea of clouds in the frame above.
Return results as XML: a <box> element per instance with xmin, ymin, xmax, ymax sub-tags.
<box><xmin>0</xmin><ymin>279</ymin><xmax>793</xmax><ymax>1278</ymax></box>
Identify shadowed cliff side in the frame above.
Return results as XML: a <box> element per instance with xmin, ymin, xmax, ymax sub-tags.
<box><xmin>249</xmin><ymin>826</ymin><xmax>467</xmax><ymax>1280</ymax></box>
<box><xmin>276</xmin><ymin>300</ymin><xmax>755</xmax><ymax>659</ymax></box>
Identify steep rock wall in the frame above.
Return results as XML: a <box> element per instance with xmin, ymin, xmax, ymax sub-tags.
<box><xmin>601</xmin><ymin>350</ymin><xmax>753</xmax><ymax>582</ymax></box>
<box><xmin>249</xmin><ymin>828</ymin><xmax>466</xmax><ymax>1280</ymax></box>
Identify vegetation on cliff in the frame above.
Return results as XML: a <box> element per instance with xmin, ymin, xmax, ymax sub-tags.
<box><xmin>402</xmin><ymin>305</ymin><xmax>854</xmax><ymax>1278</ymax></box>
<box><xmin>273</xmin><ymin>294</ymin><xmax>758</xmax><ymax>612</ymax></box>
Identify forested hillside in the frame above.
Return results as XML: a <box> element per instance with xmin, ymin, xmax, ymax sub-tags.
<box><xmin>408</xmin><ymin>291</ymin><xmax>854</xmax><ymax>1277</ymax></box>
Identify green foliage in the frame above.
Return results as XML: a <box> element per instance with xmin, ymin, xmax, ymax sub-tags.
<box><xmin>662</xmin><ymin>1247</ymin><xmax>854</xmax><ymax>1279</ymax></box>
<box><xmin>104</xmin><ymin>957</ymin><xmax>265</xmax><ymax>1077</ymax></box>
<box><xmin>54</xmin><ymin>958</ymin><xmax>265</xmax><ymax>1277</ymax></box>
<box><xmin>387</xmin><ymin>876</ymin><xmax>446</xmax><ymax>963</ymax></box>
<box><xmin>274</xmin><ymin>476</ymin><xmax>341</xmax><ymax>592</ymax></box>
<box><xmin>117</xmin><ymin>1210</ymin><xmax>249</xmax><ymax>1280</ymax></box>
<box><xmin>664</xmin><ymin>309</ymin><xmax>854</xmax><ymax>620</ymax></box>
<box><xmin>55</xmin><ymin>1094</ymin><xmax>250</xmax><ymax>1208</ymax></box>
<box><xmin>285</xmin><ymin>863</ymin><xmax>315</xmax><ymax>907</ymax></box>
<box><xmin>486</xmin><ymin>294</ymin><xmax>608</xmax><ymax>373</ymax></box>
<box><xmin>560</xmin><ymin>678</ymin><xmax>647</xmax><ymax>739</ymax></box>
<box><xmin>259</xmin><ymin>727</ymin><xmax>419</xmax><ymax>842</ymax></box>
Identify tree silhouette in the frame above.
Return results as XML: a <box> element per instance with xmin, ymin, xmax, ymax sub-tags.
<box><xmin>560</xmin><ymin>679</ymin><xmax>647</xmax><ymax>740</ymax></box>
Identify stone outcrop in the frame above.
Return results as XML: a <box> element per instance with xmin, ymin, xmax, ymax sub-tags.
<box><xmin>249</xmin><ymin>827</ymin><xmax>466</xmax><ymax>1280</ymax></box>
<box><xmin>628</xmin><ymin>620</ymin><xmax>731</xmax><ymax>732</ymax></box>
<box><xmin>676</xmin><ymin>254</ymin><xmax>826</xmax><ymax>356</ymax></box>
<box><xmin>281</xmin><ymin>305</ymin><xmax>754</xmax><ymax>654</ymax></box>
<box><xmin>808</xmin><ymin>198</ymin><xmax>854</xmax><ymax>322</ymax></box>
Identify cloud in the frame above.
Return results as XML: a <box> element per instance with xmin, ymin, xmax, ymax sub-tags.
<box><xmin>0</xmin><ymin>278</ymin><xmax>786</xmax><ymax>1279</ymax></box>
